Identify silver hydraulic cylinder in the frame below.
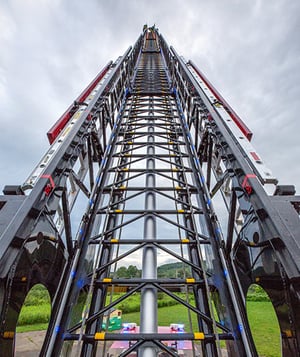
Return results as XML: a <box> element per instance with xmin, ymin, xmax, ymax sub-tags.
<box><xmin>140</xmin><ymin>123</ymin><xmax>157</xmax><ymax>357</ymax></box>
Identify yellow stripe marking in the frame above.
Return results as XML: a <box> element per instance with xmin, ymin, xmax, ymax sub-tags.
<box><xmin>95</xmin><ymin>332</ymin><xmax>106</xmax><ymax>340</ymax></box>
<box><xmin>3</xmin><ymin>331</ymin><xmax>14</xmax><ymax>339</ymax></box>
<box><xmin>284</xmin><ymin>329</ymin><xmax>292</xmax><ymax>337</ymax></box>
<box><xmin>186</xmin><ymin>278</ymin><xmax>195</xmax><ymax>283</ymax></box>
<box><xmin>103</xmin><ymin>278</ymin><xmax>112</xmax><ymax>283</ymax></box>
<box><xmin>194</xmin><ymin>332</ymin><xmax>205</xmax><ymax>340</ymax></box>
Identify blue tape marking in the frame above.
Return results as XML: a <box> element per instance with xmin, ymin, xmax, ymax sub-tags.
<box><xmin>71</xmin><ymin>271</ymin><xmax>76</xmax><ymax>278</ymax></box>
<box><xmin>89</xmin><ymin>199</ymin><xmax>94</xmax><ymax>206</ymax></box>
<box><xmin>224</xmin><ymin>269</ymin><xmax>228</xmax><ymax>278</ymax></box>
<box><xmin>207</xmin><ymin>199</ymin><xmax>211</xmax><ymax>206</ymax></box>
<box><xmin>77</xmin><ymin>278</ymin><xmax>85</xmax><ymax>289</ymax></box>
<box><xmin>238</xmin><ymin>324</ymin><xmax>243</xmax><ymax>333</ymax></box>
<box><xmin>55</xmin><ymin>326</ymin><xmax>60</xmax><ymax>334</ymax></box>
<box><xmin>213</xmin><ymin>274</ymin><xmax>222</xmax><ymax>289</ymax></box>
<box><xmin>200</xmin><ymin>176</ymin><xmax>205</xmax><ymax>183</ymax></box>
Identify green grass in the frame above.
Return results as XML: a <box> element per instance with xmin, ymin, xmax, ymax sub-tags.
<box><xmin>247</xmin><ymin>301</ymin><xmax>281</xmax><ymax>357</ymax></box>
<box><xmin>16</xmin><ymin>295</ymin><xmax>281</xmax><ymax>357</ymax></box>
<box><xmin>17</xmin><ymin>304</ymin><xmax>51</xmax><ymax>326</ymax></box>
<box><xmin>122</xmin><ymin>302</ymin><xmax>281</xmax><ymax>357</ymax></box>
<box><xmin>122</xmin><ymin>303</ymin><xmax>197</xmax><ymax>329</ymax></box>
<box><xmin>17</xmin><ymin>323</ymin><xmax>49</xmax><ymax>333</ymax></box>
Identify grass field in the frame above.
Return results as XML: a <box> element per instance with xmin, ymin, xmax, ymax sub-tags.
<box><xmin>17</xmin><ymin>301</ymin><xmax>281</xmax><ymax>357</ymax></box>
<box><xmin>247</xmin><ymin>301</ymin><xmax>281</xmax><ymax>357</ymax></box>
<box><xmin>122</xmin><ymin>302</ymin><xmax>281</xmax><ymax>357</ymax></box>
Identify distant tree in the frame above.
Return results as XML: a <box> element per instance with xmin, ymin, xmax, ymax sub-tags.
<box><xmin>115</xmin><ymin>265</ymin><xmax>141</xmax><ymax>278</ymax></box>
<box><xmin>116</xmin><ymin>266</ymin><xmax>128</xmax><ymax>278</ymax></box>
<box><xmin>127</xmin><ymin>265</ymin><xmax>140</xmax><ymax>278</ymax></box>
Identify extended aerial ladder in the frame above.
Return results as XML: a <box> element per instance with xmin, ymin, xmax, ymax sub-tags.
<box><xmin>0</xmin><ymin>26</ymin><xmax>300</xmax><ymax>357</ymax></box>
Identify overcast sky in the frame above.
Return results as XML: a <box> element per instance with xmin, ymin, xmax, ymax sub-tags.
<box><xmin>0</xmin><ymin>0</ymin><xmax>299</xmax><ymax>194</ymax></box>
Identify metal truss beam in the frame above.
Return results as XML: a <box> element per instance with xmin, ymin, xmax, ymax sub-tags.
<box><xmin>0</xmin><ymin>25</ymin><xmax>299</xmax><ymax>357</ymax></box>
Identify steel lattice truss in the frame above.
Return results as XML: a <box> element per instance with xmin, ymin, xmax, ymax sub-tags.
<box><xmin>0</xmin><ymin>27</ymin><xmax>300</xmax><ymax>357</ymax></box>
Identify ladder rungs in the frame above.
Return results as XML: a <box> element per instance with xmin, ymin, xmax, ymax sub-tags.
<box><xmin>91</xmin><ymin>238</ymin><xmax>211</xmax><ymax>245</ymax></box>
<box><xmin>63</xmin><ymin>332</ymin><xmax>234</xmax><ymax>342</ymax></box>
<box><xmin>96</xmin><ymin>278</ymin><xmax>203</xmax><ymax>285</ymax></box>
<box><xmin>102</xmin><ymin>186</ymin><xmax>197</xmax><ymax>192</ymax></box>
<box><xmin>108</xmin><ymin>168</ymin><xmax>192</xmax><ymax>173</ymax></box>
<box><xmin>97</xmin><ymin>209</ymin><xmax>203</xmax><ymax>214</ymax></box>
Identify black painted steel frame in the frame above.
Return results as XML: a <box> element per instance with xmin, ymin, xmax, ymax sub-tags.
<box><xmin>0</xmin><ymin>27</ymin><xmax>299</xmax><ymax>357</ymax></box>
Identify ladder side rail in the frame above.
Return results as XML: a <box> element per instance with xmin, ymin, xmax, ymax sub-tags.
<box><xmin>188</xmin><ymin>60</ymin><xmax>253</xmax><ymax>141</ymax></box>
<box><xmin>171</xmin><ymin>46</ymin><xmax>300</xmax><ymax>355</ymax></box>
<box><xmin>41</xmin><ymin>89</ymin><xmax>131</xmax><ymax>356</ymax></box>
<box><xmin>42</xmin><ymin>37</ymin><xmax>146</xmax><ymax>355</ymax></box>
<box><xmin>79</xmin><ymin>98</ymin><xmax>138</xmax><ymax>356</ymax></box>
<box><xmin>172</xmin><ymin>88</ymin><xmax>257</xmax><ymax>356</ymax></box>
<box><xmin>46</xmin><ymin>61</ymin><xmax>113</xmax><ymax>144</ymax></box>
<box><xmin>158</xmin><ymin>47</ymin><xmax>220</xmax><ymax>356</ymax></box>
<box><xmin>0</xmin><ymin>45</ymin><xmax>140</xmax><ymax>355</ymax></box>
<box><xmin>170</xmin><ymin>46</ymin><xmax>300</xmax><ymax>281</ymax></box>
<box><xmin>158</xmin><ymin>35</ymin><xmax>255</xmax><ymax>354</ymax></box>
<box><xmin>186</xmin><ymin>61</ymin><xmax>276</xmax><ymax>185</ymax></box>
<box><xmin>171</xmin><ymin>125</ymin><xmax>220</xmax><ymax>356</ymax></box>
<box><xmin>0</xmin><ymin>46</ymin><xmax>132</xmax><ymax>262</ymax></box>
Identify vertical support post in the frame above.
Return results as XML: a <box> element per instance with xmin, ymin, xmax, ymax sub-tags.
<box><xmin>140</xmin><ymin>113</ymin><xmax>157</xmax><ymax>357</ymax></box>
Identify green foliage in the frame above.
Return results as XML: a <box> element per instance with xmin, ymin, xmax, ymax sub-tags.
<box><xmin>247</xmin><ymin>284</ymin><xmax>270</xmax><ymax>302</ymax></box>
<box><xmin>115</xmin><ymin>266</ymin><xmax>128</xmax><ymax>278</ymax></box>
<box><xmin>115</xmin><ymin>262</ymin><xmax>192</xmax><ymax>279</ymax></box>
<box><xmin>17</xmin><ymin>278</ymin><xmax>280</xmax><ymax>356</ymax></box>
<box><xmin>158</xmin><ymin>262</ymin><xmax>191</xmax><ymax>278</ymax></box>
<box><xmin>115</xmin><ymin>265</ymin><xmax>141</xmax><ymax>278</ymax></box>
<box><xmin>16</xmin><ymin>291</ymin><xmax>281</xmax><ymax>357</ymax></box>
<box><xmin>247</xmin><ymin>301</ymin><xmax>280</xmax><ymax>357</ymax></box>
<box><xmin>18</xmin><ymin>305</ymin><xmax>50</xmax><ymax>326</ymax></box>
<box><xmin>113</xmin><ymin>292</ymin><xmax>190</xmax><ymax>314</ymax></box>
<box><xmin>17</xmin><ymin>323</ymin><xmax>49</xmax><ymax>333</ymax></box>
<box><xmin>17</xmin><ymin>285</ymin><xmax>51</xmax><ymax>328</ymax></box>
<box><xmin>123</xmin><ymin>302</ymin><xmax>281</xmax><ymax>357</ymax></box>
<box><xmin>23</xmin><ymin>284</ymin><xmax>51</xmax><ymax>306</ymax></box>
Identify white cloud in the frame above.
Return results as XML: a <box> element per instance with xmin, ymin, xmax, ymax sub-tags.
<box><xmin>0</xmin><ymin>0</ymin><xmax>299</xmax><ymax>193</ymax></box>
